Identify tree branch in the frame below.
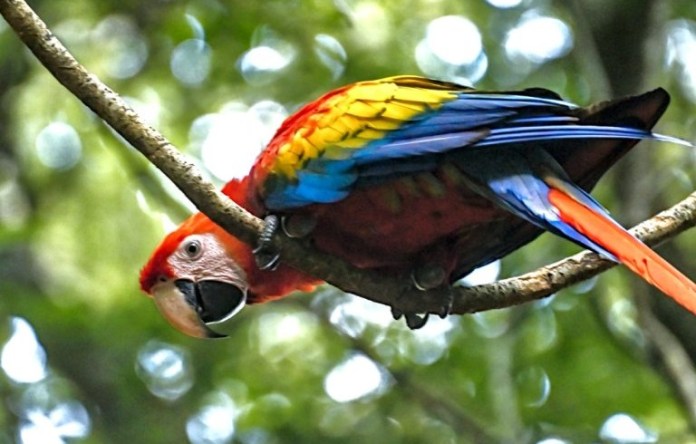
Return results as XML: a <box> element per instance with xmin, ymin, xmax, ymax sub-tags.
<box><xmin>2</xmin><ymin>0</ymin><xmax>696</xmax><ymax>317</ymax></box>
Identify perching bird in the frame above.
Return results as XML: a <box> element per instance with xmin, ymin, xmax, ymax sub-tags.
<box><xmin>140</xmin><ymin>76</ymin><xmax>696</xmax><ymax>338</ymax></box>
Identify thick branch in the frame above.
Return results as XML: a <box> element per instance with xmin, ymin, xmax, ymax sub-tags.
<box><xmin>2</xmin><ymin>0</ymin><xmax>696</xmax><ymax>316</ymax></box>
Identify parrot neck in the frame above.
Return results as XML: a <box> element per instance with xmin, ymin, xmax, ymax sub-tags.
<box><xmin>219</xmin><ymin>175</ymin><xmax>321</xmax><ymax>303</ymax></box>
<box><xmin>222</xmin><ymin>175</ymin><xmax>265</xmax><ymax>217</ymax></box>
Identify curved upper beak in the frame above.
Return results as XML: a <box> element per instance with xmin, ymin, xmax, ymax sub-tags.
<box><xmin>151</xmin><ymin>279</ymin><xmax>247</xmax><ymax>338</ymax></box>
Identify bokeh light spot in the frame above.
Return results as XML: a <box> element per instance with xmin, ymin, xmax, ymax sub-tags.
<box><xmin>516</xmin><ymin>366</ymin><xmax>551</xmax><ymax>408</ymax></box>
<box><xmin>329</xmin><ymin>294</ymin><xmax>393</xmax><ymax>338</ymax></box>
<box><xmin>35</xmin><ymin>122</ymin><xmax>82</xmax><ymax>171</ymax></box>
<box><xmin>504</xmin><ymin>14</ymin><xmax>573</xmax><ymax>64</ymax></box>
<box><xmin>238</xmin><ymin>43</ymin><xmax>295</xmax><ymax>85</ymax></box>
<box><xmin>415</xmin><ymin>15</ymin><xmax>487</xmax><ymax>84</ymax></box>
<box><xmin>1</xmin><ymin>317</ymin><xmax>47</xmax><ymax>384</ymax></box>
<box><xmin>666</xmin><ymin>20</ymin><xmax>696</xmax><ymax>103</ymax></box>
<box><xmin>350</xmin><ymin>2</ymin><xmax>391</xmax><ymax>48</ymax></box>
<box><xmin>136</xmin><ymin>340</ymin><xmax>194</xmax><ymax>401</ymax></box>
<box><xmin>171</xmin><ymin>39</ymin><xmax>212</xmax><ymax>86</ymax></box>
<box><xmin>193</xmin><ymin>100</ymin><xmax>287</xmax><ymax>181</ymax></box>
<box><xmin>426</xmin><ymin>16</ymin><xmax>482</xmax><ymax>66</ymax></box>
<box><xmin>186</xmin><ymin>394</ymin><xmax>237</xmax><ymax>444</ymax></box>
<box><xmin>599</xmin><ymin>413</ymin><xmax>657</xmax><ymax>443</ymax></box>
<box><xmin>403</xmin><ymin>317</ymin><xmax>459</xmax><ymax>365</ymax></box>
<box><xmin>486</xmin><ymin>0</ymin><xmax>523</xmax><ymax>8</ymax></box>
<box><xmin>21</xmin><ymin>401</ymin><xmax>91</xmax><ymax>444</ymax></box>
<box><xmin>314</xmin><ymin>34</ymin><xmax>347</xmax><ymax>79</ymax></box>
<box><xmin>458</xmin><ymin>260</ymin><xmax>501</xmax><ymax>286</ymax></box>
<box><xmin>472</xmin><ymin>309</ymin><xmax>510</xmax><ymax>339</ymax></box>
<box><xmin>94</xmin><ymin>15</ymin><xmax>148</xmax><ymax>79</ymax></box>
<box><xmin>324</xmin><ymin>354</ymin><xmax>389</xmax><ymax>403</ymax></box>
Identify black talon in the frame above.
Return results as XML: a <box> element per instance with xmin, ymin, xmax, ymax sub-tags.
<box><xmin>253</xmin><ymin>215</ymin><xmax>281</xmax><ymax>270</ymax></box>
<box><xmin>405</xmin><ymin>313</ymin><xmax>429</xmax><ymax>330</ymax></box>
<box><xmin>391</xmin><ymin>306</ymin><xmax>403</xmax><ymax>320</ymax></box>
<box><xmin>438</xmin><ymin>289</ymin><xmax>454</xmax><ymax>319</ymax></box>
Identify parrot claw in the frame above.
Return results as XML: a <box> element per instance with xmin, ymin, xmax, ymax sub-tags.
<box><xmin>405</xmin><ymin>313</ymin><xmax>429</xmax><ymax>330</ymax></box>
<box><xmin>254</xmin><ymin>250</ymin><xmax>280</xmax><ymax>271</ymax></box>
<box><xmin>391</xmin><ymin>264</ymin><xmax>451</xmax><ymax>329</ymax></box>
<box><xmin>253</xmin><ymin>215</ymin><xmax>281</xmax><ymax>270</ymax></box>
<box><xmin>391</xmin><ymin>306</ymin><xmax>430</xmax><ymax>329</ymax></box>
<box><xmin>437</xmin><ymin>290</ymin><xmax>453</xmax><ymax>319</ymax></box>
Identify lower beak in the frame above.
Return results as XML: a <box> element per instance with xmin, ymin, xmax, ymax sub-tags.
<box><xmin>152</xmin><ymin>279</ymin><xmax>247</xmax><ymax>338</ymax></box>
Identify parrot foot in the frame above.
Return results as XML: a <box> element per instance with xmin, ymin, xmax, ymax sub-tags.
<box><xmin>253</xmin><ymin>214</ymin><xmax>281</xmax><ymax>270</ymax></box>
<box><xmin>436</xmin><ymin>289</ymin><xmax>453</xmax><ymax>319</ymax></box>
<box><xmin>411</xmin><ymin>264</ymin><xmax>452</xmax><ymax>318</ymax></box>
<box><xmin>390</xmin><ymin>265</ymin><xmax>453</xmax><ymax>329</ymax></box>
<box><xmin>391</xmin><ymin>307</ymin><xmax>429</xmax><ymax>330</ymax></box>
<box><xmin>281</xmin><ymin>214</ymin><xmax>317</xmax><ymax>238</ymax></box>
<box><xmin>411</xmin><ymin>264</ymin><xmax>446</xmax><ymax>291</ymax></box>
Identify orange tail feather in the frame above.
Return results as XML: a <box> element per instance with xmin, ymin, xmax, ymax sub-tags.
<box><xmin>548</xmin><ymin>188</ymin><xmax>696</xmax><ymax>314</ymax></box>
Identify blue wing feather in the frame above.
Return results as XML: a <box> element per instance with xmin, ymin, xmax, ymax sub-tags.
<box><xmin>263</xmin><ymin>83</ymin><xmax>687</xmax><ymax>210</ymax></box>
<box><xmin>457</xmin><ymin>148</ymin><xmax>620</xmax><ymax>260</ymax></box>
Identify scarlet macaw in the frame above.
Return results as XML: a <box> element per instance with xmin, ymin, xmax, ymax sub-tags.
<box><xmin>140</xmin><ymin>76</ymin><xmax>696</xmax><ymax>338</ymax></box>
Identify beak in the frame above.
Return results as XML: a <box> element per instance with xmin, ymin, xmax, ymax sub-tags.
<box><xmin>151</xmin><ymin>279</ymin><xmax>247</xmax><ymax>338</ymax></box>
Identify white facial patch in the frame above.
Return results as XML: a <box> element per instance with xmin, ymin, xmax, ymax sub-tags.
<box><xmin>167</xmin><ymin>233</ymin><xmax>248</xmax><ymax>292</ymax></box>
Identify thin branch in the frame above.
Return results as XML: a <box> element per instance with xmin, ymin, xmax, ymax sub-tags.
<box><xmin>2</xmin><ymin>0</ymin><xmax>696</xmax><ymax>317</ymax></box>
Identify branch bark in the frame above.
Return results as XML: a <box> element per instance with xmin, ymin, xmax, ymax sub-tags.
<box><xmin>2</xmin><ymin>0</ymin><xmax>696</xmax><ymax>317</ymax></box>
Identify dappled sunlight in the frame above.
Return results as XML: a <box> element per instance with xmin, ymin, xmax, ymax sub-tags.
<box><xmin>3</xmin><ymin>0</ymin><xmax>696</xmax><ymax>441</ymax></box>
<box><xmin>458</xmin><ymin>260</ymin><xmax>501</xmax><ymax>287</ymax></box>
<box><xmin>136</xmin><ymin>340</ymin><xmax>194</xmax><ymax>401</ymax></box>
<box><xmin>93</xmin><ymin>15</ymin><xmax>148</xmax><ymax>80</ymax></box>
<box><xmin>415</xmin><ymin>15</ymin><xmax>488</xmax><ymax>85</ymax></box>
<box><xmin>171</xmin><ymin>13</ymin><xmax>211</xmax><ymax>86</ymax></box>
<box><xmin>521</xmin><ymin>306</ymin><xmax>559</xmax><ymax>354</ymax></box>
<box><xmin>0</xmin><ymin>155</ymin><xmax>30</xmax><ymax>229</ymax></box>
<box><xmin>1</xmin><ymin>318</ymin><xmax>92</xmax><ymax>443</ymax></box>
<box><xmin>35</xmin><ymin>122</ymin><xmax>82</xmax><ymax>171</ymax></box>
<box><xmin>20</xmin><ymin>401</ymin><xmax>91</xmax><ymax>444</ymax></box>
<box><xmin>171</xmin><ymin>39</ymin><xmax>212</xmax><ymax>87</ymax></box>
<box><xmin>323</xmin><ymin>353</ymin><xmax>390</xmax><ymax>403</ymax></box>
<box><xmin>1</xmin><ymin>317</ymin><xmax>47</xmax><ymax>384</ymax></box>
<box><xmin>400</xmin><ymin>316</ymin><xmax>460</xmax><ymax>365</ymax></box>
<box><xmin>328</xmin><ymin>294</ymin><xmax>394</xmax><ymax>338</ymax></box>
<box><xmin>238</xmin><ymin>27</ymin><xmax>295</xmax><ymax>86</ymax></box>
<box><xmin>349</xmin><ymin>2</ymin><xmax>391</xmax><ymax>49</ymax></box>
<box><xmin>599</xmin><ymin>413</ymin><xmax>657</xmax><ymax>443</ymax></box>
<box><xmin>606</xmin><ymin>294</ymin><xmax>644</xmax><ymax>348</ymax></box>
<box><xmin>516</xmin><ymin>366</ymin><xmax>550</xmax><ymax>408</ymax></box>
<box><xmin>192</xmin><ymin>100</ymin><xmax>287</xmax><ymax>181</ymax></box>
<box><xmin>472</xmin><ymin>309</ymin><xmax>511</xmax><ymax>339</ymax></box>
<box><xmin>666</xmin><ymin>20</ymin><xmax>696</xmax><ymax>104</ymax></box>
<box><xmin>504</xmin><ymin>12</ymin><xmax>573</xmax><ymax>70</ymax></box>
<box><xmin>186</xmin><ymin>393</ymin><xmax>237</xmax><ymax>444</ymax></box>
<box><xmin>486</xmin><ymin>0</ymin><xmax>523</xmax><ymax>8</ymax></box>
<box><xmin>253</xmin><ymin>310</ymin><xmax>323</xmax><ymax>365</ymax></box>
<box><xmin>313</xmin><ymin>34</ymin><xmax>347</xmax><ymax>79</ymax></box>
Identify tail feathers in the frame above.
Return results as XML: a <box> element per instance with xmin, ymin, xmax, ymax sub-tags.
<box><xmin>476</xmin><ymin>124</ymin><xmax>693</xmax><ymax>148</ymax></box>
<box><xmin>547</xmin><ymin>187</ymin><xmax>696</xmax><ymax>315</ymax></box>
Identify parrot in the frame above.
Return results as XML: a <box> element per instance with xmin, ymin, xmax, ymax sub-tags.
<box><xmin>140</xmin><ymin>75</ymin><xmax>696</xmax><ymax>338</ymax></box>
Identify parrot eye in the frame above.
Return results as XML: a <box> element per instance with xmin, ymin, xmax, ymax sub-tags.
<box><xmin>182</xmin><ymin>239</ymin><xmax>203</xmax><ymax>260</ymax></box>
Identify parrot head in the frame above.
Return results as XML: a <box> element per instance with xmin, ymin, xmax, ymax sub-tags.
<box><xmin>139</xmin><ymin>213</ymin><xmax>251</xmax><ymax>338</ymax></box>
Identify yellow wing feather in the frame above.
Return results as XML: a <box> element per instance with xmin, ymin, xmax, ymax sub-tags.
<box><xmin>271</xmin><ymin>76</ymin><xmax>462</xmax><ymax>179</ymax></box>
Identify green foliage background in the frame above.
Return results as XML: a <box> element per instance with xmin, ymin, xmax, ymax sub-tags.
<box><xmin>1</xmin><ymin>0</ymin><xmax>696</xmax><ymax>443</ymax></box>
